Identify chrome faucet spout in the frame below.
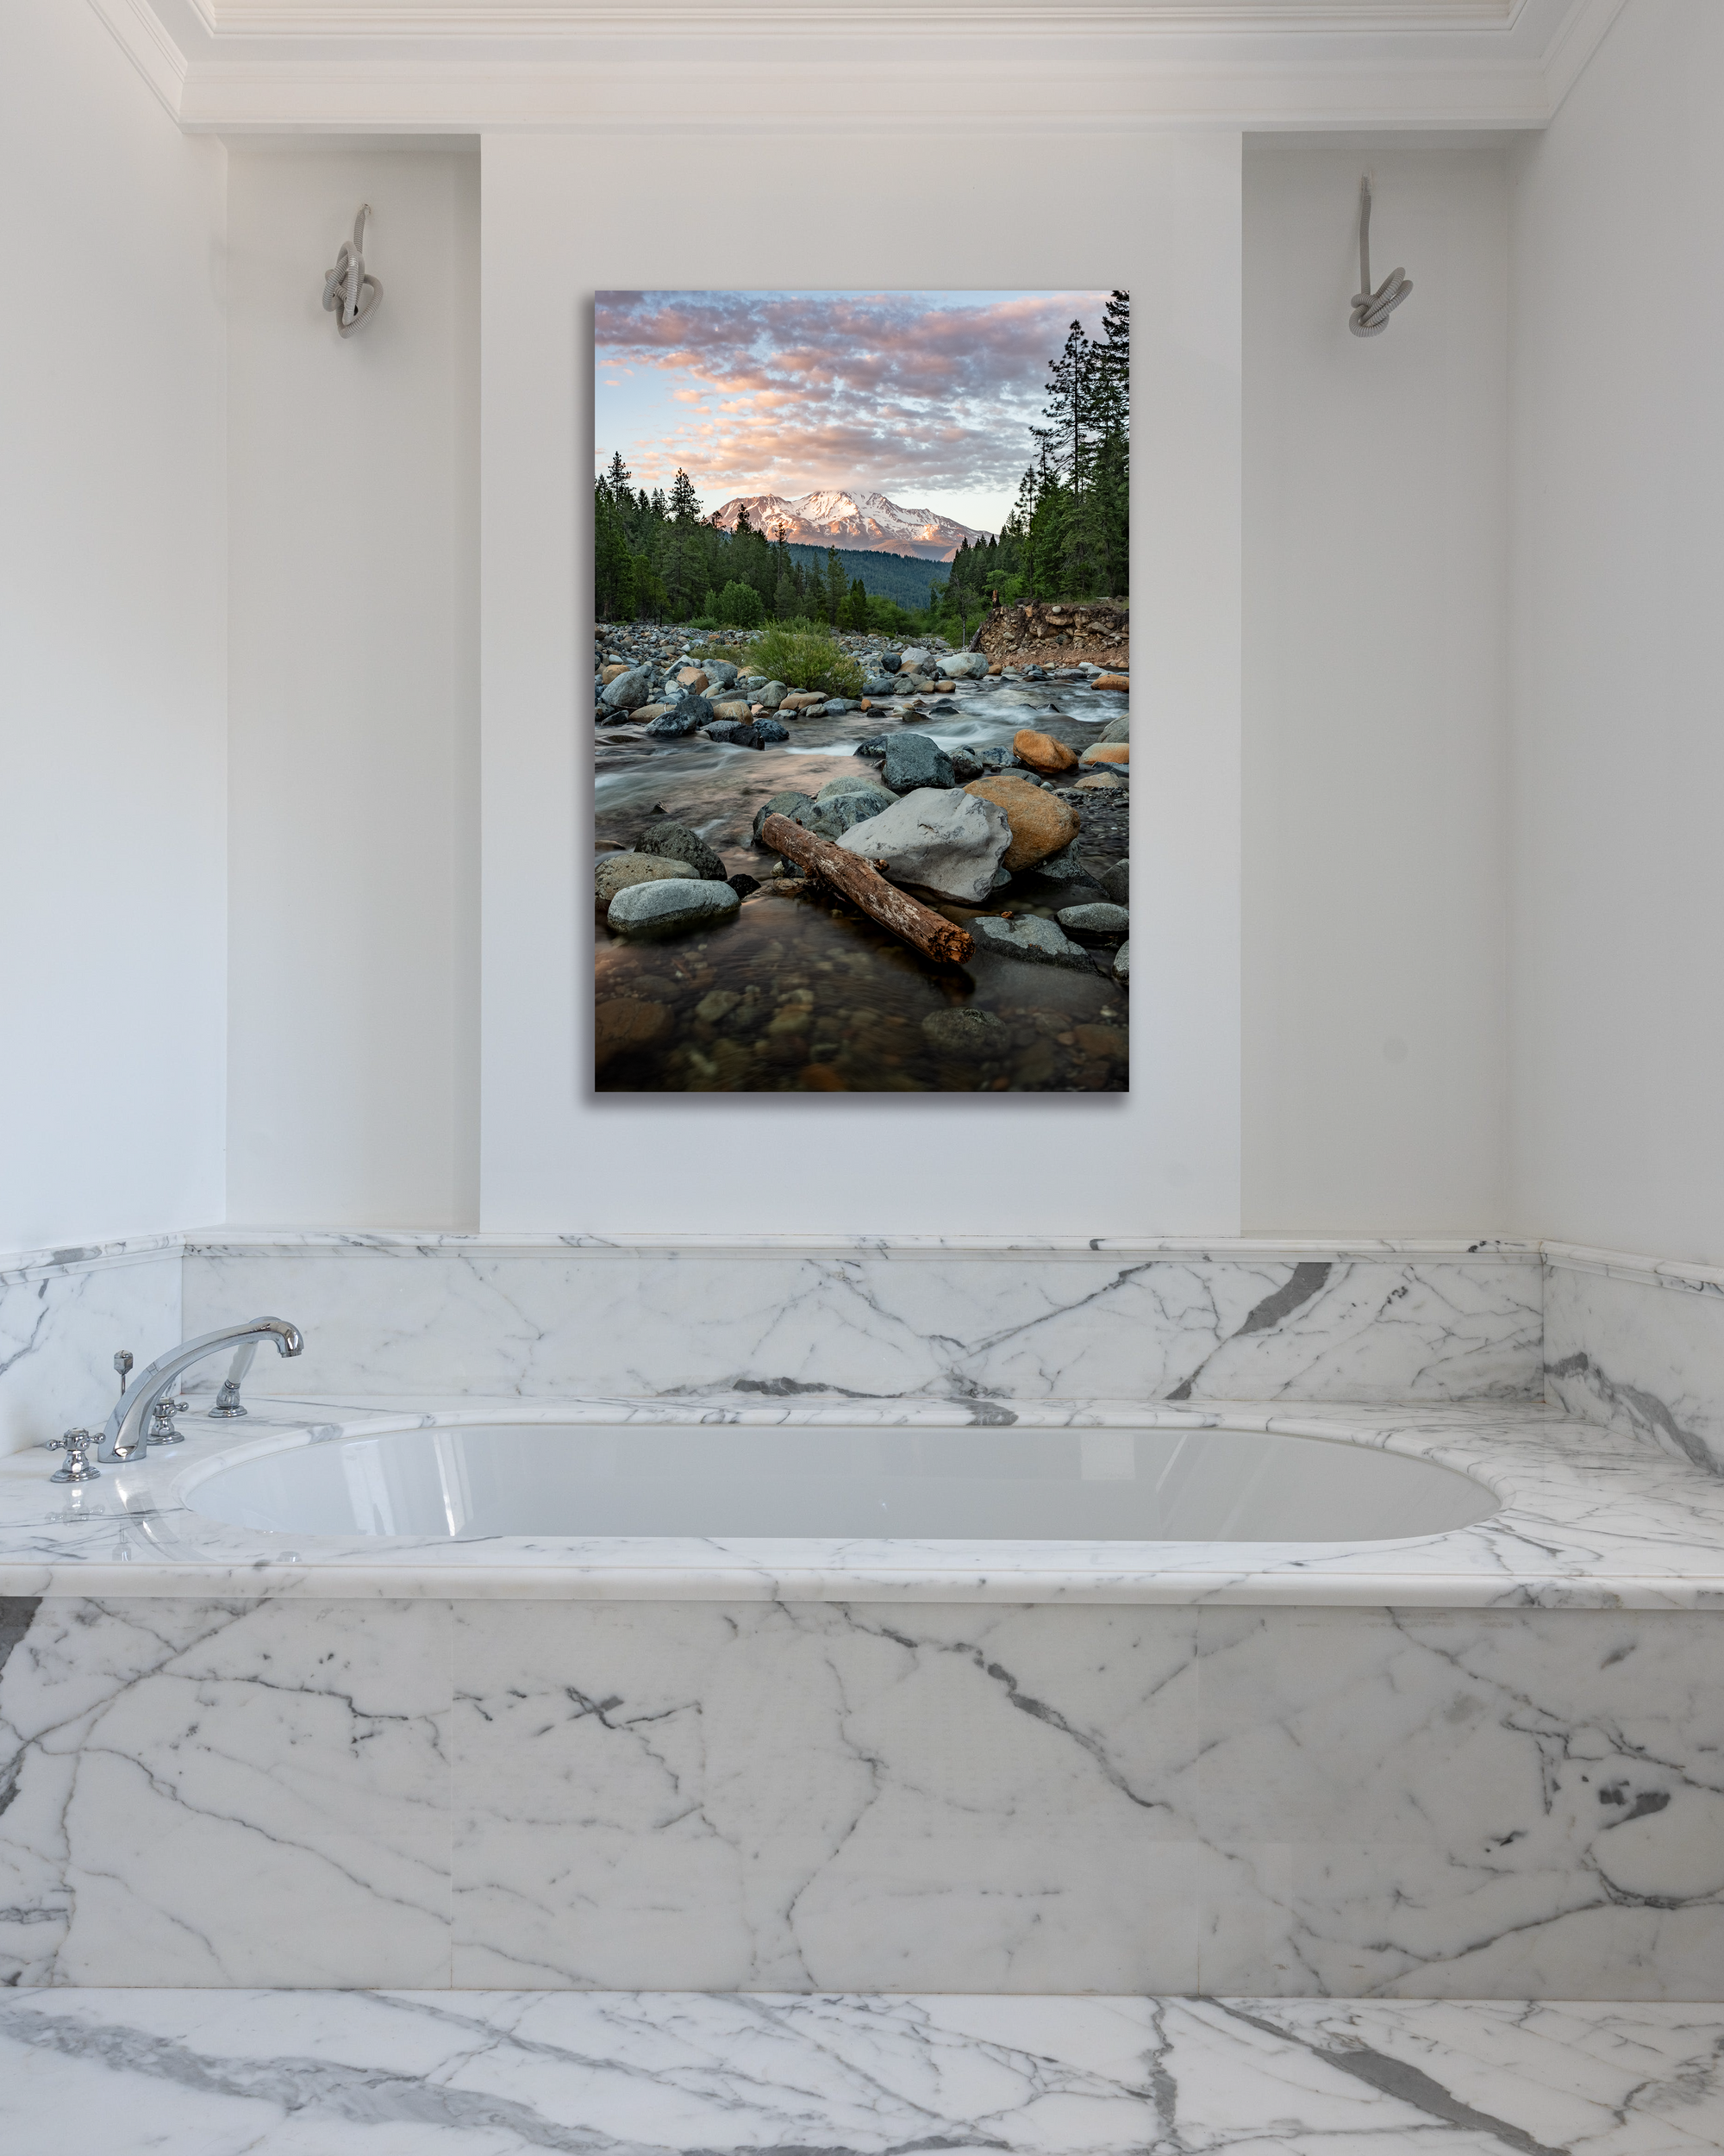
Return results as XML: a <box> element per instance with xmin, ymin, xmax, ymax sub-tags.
<box><xmin>98</xmin><ymin>1317</ymin><xmax>303</xmax><ymax>1463</ymax></box>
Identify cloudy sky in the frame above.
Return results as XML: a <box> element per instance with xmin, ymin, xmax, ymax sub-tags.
<box><xmin>594</xmin><ymin>289</ymin><xmax>1114</xmax><ymax>534</ymax></box>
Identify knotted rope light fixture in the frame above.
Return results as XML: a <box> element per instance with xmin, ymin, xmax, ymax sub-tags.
<box><xmin>322</xmin><ymin>203</ymin><xmax>383</xmax><ymax>338</ymax></box>
<box><xmin>1349</xmin><ymin>178</ymin><xmax>1412</xmax><ymax>338</ymax></box>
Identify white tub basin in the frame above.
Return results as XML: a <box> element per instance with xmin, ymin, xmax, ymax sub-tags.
<box><xmin>181</xmin><ymin>1420</ymin><xmax>1497</xmax><ymax>1543</ymax></box>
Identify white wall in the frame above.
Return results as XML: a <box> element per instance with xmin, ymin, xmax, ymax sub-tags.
<box><xmin>1509</xmin><ymin>0</ymin><xmax>1724</xmax><ymax>1267</ymax></box>
<box><xmin>479</xmin><ymin>131</ymin><xmax>1243</xmax><ymax>1237</ymax></box>
<box><xmin>226</xmin><ymin>148</ymin><xmax>481</xmax><ymax>1228</ymax></box>
<box><xmin>1242</xmin><ymin>138</ymin><xmax>1512</xmax><ymax>1235</ymax></box>
<box><xmin>0</xmin><ymin>0</ymin><xmax>227</xmax><ymax>1251</ymax></box>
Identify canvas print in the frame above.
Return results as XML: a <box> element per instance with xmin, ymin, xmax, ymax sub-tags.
<box><xmin>593</xmin><ymin>289</ymin><xmax>1129</xmax><ymax>1093</ymax></box>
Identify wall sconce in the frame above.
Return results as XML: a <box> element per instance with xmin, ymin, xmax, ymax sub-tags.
<box><xmin>322</xmin><ymin>204</ymin><xmax>383</xmax><ymax>338</ymax></box>
<box><xmin>1349</xmin><ymin>178</ymin><xmax>1412</xmax><ymax>338</ymax></box>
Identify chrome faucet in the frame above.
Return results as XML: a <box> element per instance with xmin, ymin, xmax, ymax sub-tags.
<box><xmin>97</xmin><ymin>1317</ymin><xmax>304</xmax><ymax>1463</ymax></box>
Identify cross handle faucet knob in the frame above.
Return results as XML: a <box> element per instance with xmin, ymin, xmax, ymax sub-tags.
<box><xmin>46</xmin><ymin>1430</ymin><xmax>101</xmax><ymax>1483</ymax></box>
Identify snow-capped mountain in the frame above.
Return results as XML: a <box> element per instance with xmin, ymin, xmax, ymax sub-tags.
<box><xmin>710</xmin><ymin>488</ymin><xmax>991</xmax><ymax>563</ymax></box>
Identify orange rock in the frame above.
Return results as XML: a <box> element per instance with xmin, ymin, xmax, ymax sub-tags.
<box><xmin>595</xmin><ymin>997</ymin><xmax>674</xmax><ymax>1071</ymax></box>
<box><xmin>676</xmin><ymin>667</ymin><xmax>709</xmax><ymax>691</ymax></box>
<box><xmin>1080</xmin><ymin>743</ymin><xmax>1129</xmax><ymax>766</ymax></box>
<box><xmin>600</xmin><ymin>663</ymin><xmax>631</xmax><ymax>685</ymax></box>
<box><xmin>711</xmin><ymin>699</ymin><xmax>753</xmax><ymax>721</ymax></box>
<box><xmin>799</xmin><ymin>1064</ymin><xmax>846</xmax><ymax>1090</ymax></box>
<box><xmin>963</xmin><ymin>777</ymin><xmax>1081</xmax><ymax>871</ymax></box>
<box><xmin>1012</xmin><ymin>728</ymin><xmax>1078</xmax><ymax>774</ymax></box>
<box><xmin>1071</xmin><ymin>772</ymin><xmax>1126</xmax><ymax>791</ymax></box>
<box><xmin>1092</xmin><ymin>672</ymin><xmax>1130</xmax><ymax>692</ymax></box>
<box><xmin>988</xmin><ymin>661</ymin><xmax>1003</xmax><ymax>675</ymax></box>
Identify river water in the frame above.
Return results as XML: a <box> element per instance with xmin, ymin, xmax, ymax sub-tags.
<box><xmin>593</xmin><ymin>668</ymin><xmax>1129</xmax><ymax>1093</ymax></box>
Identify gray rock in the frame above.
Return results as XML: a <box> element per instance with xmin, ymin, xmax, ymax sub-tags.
<box><xmin>600</xmin><ymin>665</ymin><xmax>654</xmax><ymax>711</ymax></box>
<box><xmin>944</xmin><ymin>651</ymin><xmax>990</xmax><ymax>680</ymax></box>
<box><xmin>1114</xmin><ymin>941</ymin><xmax>1129</xmax><ymax>984</ymax></box>
<box><xmin>1100</xmin><ymin>859</ymin><xmax>1129</xmax><ymax>905</ymax></box>
<box><xmin>880</xmin><ymin>652</ymin><xmax>902</xmax><ymax>672</ymax></box>
<box><xmin>636</xmin><ymin>821</ymin><xmax>728</xmax><ymax>880</ymax></box>
<box><xmin>728</xmin><ymin>872</ymin><xmax>760</xmax><ymax>898</ymax></box>
<box><xmin>705</xmin><ymin>722</ymin><xmax>765</xmax><ymax>748</ymax></box>
<box><xmin>608</xmin><ymin>876</ymin><xmax>741</xmax><ymax>936</ymax></box>
<box><xmin>595</xmin><ymin>852</ymin><xmax>688</xmax><ymax>907</ymax></box>
<box><xmin>815</xmin><ymin>791</ymin><xmax>896</xmax><ymax>838</ymax></box>
<box><xmin>969</xmin><ymin>913</ymin><xmax>1096</xmax><ymax>972</ymax></box>
<box><xmin>853</xmin><ymin>735</ymin><xmax>890</xmax><ymax>761</ymax></box>
<box><xmin>817</xmin><ymin>773</ymin><xmax>890</xmax><ymax>803</ymax></box>
<box><xmin>898</xmin><ymin>647</ymin><xmax>930</xmax><ymax>672</ymax></box>
<box><xmin>703</xmin><ymin>660</ymin><xmax>740</xmax><ymax>689</ymax></box>
<box><xmin>1100</xmin><ymin>714</ymin><xmax>1130</xmax><ymax>744</ymax></box>
<box><xmin>882</xmin><ymin>733</ymin><xmax>955</xmax><ymax>794</ymax></box>
<box><xmin>837</xmin><ymin>786</ymin><xmax>1011</xmax><ymax>903</ymax></box>
<box><xmin>949</xmin><ymin>748</ymin><xmax>985</xmax><ymax>781</ymax></box>
<box><xmin>976</xmin><ymin>746</ymin><xmax>1023</xmax><ymax>774</ymax></box>
<box><xmin>921</xmin><ymin>1008</ymin><xmax>1008</xmax><ymax>1059</ymax></box>
<box><xmin>753</xmin><ymin>716</ymin><xmax>791</xmax><ymax>743</ymax></box>
<box><xmin>1012</xmin><ymin>843</ymin><xmax>1105</xmax><ymax>900</ymax></box>
<box><xmin>1057</xmin><ymin>901</ymin><xmax>1130</xmax><ymax>941</ymax></box>
<box><xmin>644</xmin><ymin>697</ymin><xmax>710</xmax><ymax>738</ymax></box>
<box><xmin>752</xmin><ymin>791</ymin><xmax>825</xmax><ymax>845</ymax></box>
<box><xmin>757</xmin><ymin>681</ymin><xmax>788</xmax><ymax>709</ymax></box>
<box><xmin>861</xmin><ymin>676</ymin><xmax>897</xmax><ymax>697</ymax></box>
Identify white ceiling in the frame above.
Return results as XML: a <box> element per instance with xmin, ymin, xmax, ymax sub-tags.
<box><xmin>91</xmin><ymin>0</ymin><xmax>1626</xmax><ymax>131</ymax></box>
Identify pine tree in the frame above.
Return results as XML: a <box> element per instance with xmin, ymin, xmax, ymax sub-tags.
<box><xmin>669</xmin><ymin>468</ymin><xmax>702</xmax><ymax>524</ymax></box>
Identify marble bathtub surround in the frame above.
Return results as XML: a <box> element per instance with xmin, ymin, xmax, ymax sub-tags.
<box><xmin>2</xmin><ymin>1990</ymin><xmax>1720</xmax><ymax>2155</ymax></box>
<box><xmin>3</xmin><ymin>1581</ymin><xmax>1722</xmax><ymax>1994</ymax></box>
<box><xmin>178</xmin><ymin>1231</ymin><xmax>1546</xmax><ymax>1407</ymax></box>
<box><xmin>3</xmin><ymin>1399</ymin><xmax>1724</xmax><ymax>1996</ymax></box>
<box><xmin>4</xmin><ymin>1396</ymin><xmax>1724</xmax><ymax>1606</ymax></box>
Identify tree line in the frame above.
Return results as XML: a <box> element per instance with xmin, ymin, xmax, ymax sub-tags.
<box><xmin>595</xmin><ymin>289</ymin><xmax>1127</xmax><ymax>640</ymax></box>
<box><xmin>928</xmin><ymin>290</ymin><xmax>1129</xmax><ymax>643</ymax></box>
<box><xmin>595</xmin><ymin>461</ymin><xmax>930</xmax><ymax>635</ymax></box>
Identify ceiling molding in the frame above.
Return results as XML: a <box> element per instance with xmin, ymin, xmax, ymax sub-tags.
<box><xmin>91</xmin><ymin>0</ymin><xmax>1626</xmax><ymax>134</ymax></box>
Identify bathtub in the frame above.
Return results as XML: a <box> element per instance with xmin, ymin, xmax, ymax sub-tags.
<box><xmin>3</xmin><ymin>1395</ymin><xmax>1724</xmax><ymax>1997</ymax></box>
<box><xmin>182</xmin><ymin>1416</ymin><xmax>1498</xmax><ymax>1543</ymax></box>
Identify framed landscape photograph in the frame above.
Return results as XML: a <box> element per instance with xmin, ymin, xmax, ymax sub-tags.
<box><xmin>592</xmin><ymin>289</ymin><xmax>1129</xmax><ymax>1093</ymax></box>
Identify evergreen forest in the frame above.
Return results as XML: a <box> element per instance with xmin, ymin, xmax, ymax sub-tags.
<box><xmin>594</xmin><ymin>290</ymin><xmax>1128</xmax><ymax>645</ymax></box>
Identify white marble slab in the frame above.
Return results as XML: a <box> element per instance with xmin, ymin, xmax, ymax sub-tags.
<box><xmin>0</xmin><ymin>1237</ymin><xmax>180</xmax><ymax>1460</ymax></box>
<box><xmin>5</xmin><ymin>1583</ymin><xmax>1723</xmax><ymax>1996</ymax></box>
<box><xmin>1546</xmin><ymin>1249</ymin><xmax>1724</xmax><ymax>1476</ymax></box>
<box><xmin>5</xmin><ymin>1395</ymin><xmax>1724</xmax><ymax>1609</ymax></box>
<box><xmin>1</xmin><ymin>1989</ymin><xmax>1721</xmax><ymax>2153</ymax></box>
<box><xmin>180</xmin><ymin>1233</ymin><xmax>1545</xmax><ymax>1406</ymax></box>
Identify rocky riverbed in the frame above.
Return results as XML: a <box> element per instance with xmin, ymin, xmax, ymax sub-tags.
<box><xmin>592</xmin><ymin>625</ymin><xmax>1130</xmax><ymax>1092</ymax></box>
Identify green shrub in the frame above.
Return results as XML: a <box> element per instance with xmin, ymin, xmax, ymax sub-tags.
<box><xmin>715</xmin><ymin>580</ymin><xmax>765</xmax><ymax>628</ymax></box>
<box><xmin>746</xmin><ymin>620</ymin><xmax>865</xmax><ymax>699</ymax></box>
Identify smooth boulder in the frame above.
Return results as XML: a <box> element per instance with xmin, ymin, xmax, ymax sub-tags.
<box><xmin>1080</xmin><ymin>742</ymin><xmax>1129</xmax><ymax>766</ymax></box>
<box><xmin>756</xmin><ymin>680</ymin><xmax>787</xmax><ymax>709</ymax></box>
<box><xmin>944</xmin><ymin>652</ymin><xmax>990</xmax><ymax>679</ymax></box>
<box><xmin>636</xmin><ymin>821</ymin><xmax>727</xmax><ymax>880</ymax></box>
<box><xmin>608</xmin><ymin>877</ymin><xmax>740</xmax><ymax>936</ymax></box>
<box><xmin>1058</xmin><ymin>901</ymin><xmax>1130</xmax><ymax>943</ymax></box>
<box><xmin>836</xmin><ymin>787</ymin><xmax>1011</xmax><ymax>903</ymax></box>
<box><xmin>1100</xmin><ymin>859</ymin><xmax>1129</xmax><ymax>905</ymax></box>
<box><xmin>962</xmin><ymin>776</ymin><xmax>1081</xmax><ymax>871</ymax></box>
<box><xmin>1114</xmin><ymin>941</ymin><xmax>1130</xmax><ymax>984</ymax></box>
<box><xmin>881</xmin><ymin>733</ymin><xmax>955</xmax><ymax>793</ymax></box>
<box><xmin>1013</xmin><ymin>728</ymin><xmax>1078</xmax><ymax>775</ymax></box>
<box><xmin>969</xmin><ymin>914</ymin><xmax>1095</xmax><ymax>972</ymax></box>
<box><xmin>1099</xmin><ymin>714</ymin><xmax>1130</xmax><ymax>745</ymax></box>
<box><xmin>644</xmin><ymin>696</ymin><xmax>710</xmax><ymax>738</ymax></box>
<box><xmin>595</xmin><ymin>853</ymin><xmax>687</xmax><ymax>907</ymax></box>
<box><xmin>1092</xmin><ymin>672</ymin><xmax>1130</xmax><ymax>693</ymax></box>
<box><xmin>706</xmin><ymin>721</ymin><xmax>765</xmax><ymax>747</ymax></box>
<box><xmin>702</xmin><ymin>660</ymin><xmax>740</xmax><ymax>689</ymax></box>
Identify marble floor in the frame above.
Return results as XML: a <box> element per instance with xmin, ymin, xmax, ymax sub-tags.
<box><xmin>0</xmin><ymin>1991</ymin><xmax>1720</xmax><ymax>2155</ymax></box>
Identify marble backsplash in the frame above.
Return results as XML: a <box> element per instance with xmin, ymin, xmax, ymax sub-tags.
<box><xmin>0</xmin><ymin>1239</ymin><xmax>181</xmax><ymax>1459</ymax></box>
<box><xmin>1546</xmin><ymin>1246</ymin><xmax>1724</xmax><ymax>1475</ymax></box>
<box><xmin>178</xmin><ymin>1233</ymin><xmax>1546</xmax><ymax>1407</ymax></box>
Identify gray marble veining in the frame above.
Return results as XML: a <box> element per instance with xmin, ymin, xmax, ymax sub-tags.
<box><xmin>0</xmin><ymin>1240</ymin><xmax>180</xmax><ymax>1460</ymax></box>
<box><xmin>179</xmin><ymin>1234</ymin><xmax>1545</xmax><ymax>1406</ymax></box>
<box><xmin>1546</xmin><ymin>1250</ymin><xmax>1724</xmax><ymax>1477</ymax></box>
<box><xmin>0</xmin><ymin>1989</ymin><xmax>1720</xmax><ymax>2153</ymax></box>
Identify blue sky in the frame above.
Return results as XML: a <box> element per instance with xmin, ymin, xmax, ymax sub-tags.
<box><xmin>595</xmin><ymin>289</ymin><xmax>1115</xmax><ymax>534</ymax></box>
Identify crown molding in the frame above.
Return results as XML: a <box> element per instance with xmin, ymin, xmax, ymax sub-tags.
<box><xmin>90</xmin><ymin>0</ymin><xmax>1624</xmax><ymax>134</ymax></box>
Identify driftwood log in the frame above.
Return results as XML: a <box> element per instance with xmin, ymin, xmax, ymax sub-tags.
<box><xmin>759</xmin><ymin>811</ymin><xmax>974</xmax><ymax>966</ymax></box>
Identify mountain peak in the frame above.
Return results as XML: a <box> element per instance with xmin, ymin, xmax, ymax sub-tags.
<box><xmin>710</xmin><ymin>486</ymin><xmax>991</xmax><ymax>563</ymax></box>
